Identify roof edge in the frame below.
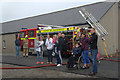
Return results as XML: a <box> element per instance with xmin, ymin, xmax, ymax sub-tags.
<box><xmin>98</xmin><ymin>2</ymin><xmax>116</xmax><ymax>21</ymax></box>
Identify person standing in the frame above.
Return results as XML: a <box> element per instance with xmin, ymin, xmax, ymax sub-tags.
<box><xmin>52</xmin><ymin>34</ymin><xmax>57</xmax><ymax>45</ymax></box>
<box><xmin>35</xmin><ymin>36</ymin><xmax>44</xmax><ymax>64</ymax></box>
<box><xmin>80</xmin><ymin>33</ymin><xmax>90</xmax><ymax>69</ymax></box>
<box><xmin>74</xmin><ymin>33</ymin><xmax>80</xmax><ymax>46</ymax></box>
<box><xmin>62</xmin><ymin>34</ymin><xmax>68</xmax><ymax>58</ymax></box>
<box><xmin>45</xmin><ymin>35</ymin><xmax>53</xmax><ymax>64</ymax></box>
<box><xmin>22</xmin><ymin>35</ymin><xmax>29</xmax><ymax>57</ymax></box>
<box><xmin>52</xmin><ymin>34</ymin><xmax>58</xmax><ymax>56</ymax></box>
<box><xmin>89</xmin><ymin>28</ymin><xmax>98</xmax><ymax>76</ymax></box>
<box><xmin>56</xmin><ymin>32</ymin><xmax>63</xmax><ymax>67</ymax></box>
<box><xmin>15</xmin><ymin>37</ymin><xmax>21</xmax><ymax>58</ymax></box>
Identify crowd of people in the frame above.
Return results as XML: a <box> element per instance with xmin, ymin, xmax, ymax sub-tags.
<box><xmin>44</xmin><ymin>33</ymin><xmax>68</xmax><ymax>66</ymax></box>
<box><xmin>15</xmin><ymin>28</ymin><xmax>98</xmax><ymax>76</ymax></box>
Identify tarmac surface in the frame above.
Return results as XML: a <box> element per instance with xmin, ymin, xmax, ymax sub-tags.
<box><xmin>1</xmin><ymin>53</ymin><xmax>119</xmax><ymax>79</ymax></box>
<box><xmin>2</xmin><ymin>64</ymin><xmax>89</xmax><ymax>78</ymax></box>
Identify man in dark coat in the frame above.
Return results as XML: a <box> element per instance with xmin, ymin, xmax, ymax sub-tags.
<box><xmin>89</xmin><ymin>28</ymin><xmax>98</xmax><ymax>76</ymax></box>
<box><xmin>62</xmin><ymin>34</ymin><xmax>68</xmax><ymax>58</ymax></box>
<box><xmin>56</xmin><ymin>32</ymin><xmax>64</xmax><ymax>67</ymax></box>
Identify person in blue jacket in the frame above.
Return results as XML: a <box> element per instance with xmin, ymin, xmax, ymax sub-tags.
<box><xmin>71</xmin><ymin>43</ymin><xmax>81</xmax><ymax>61</ymax></box>
<box><xmin>15</xmin><ymin>37</ymin><xmax>21</xmax><ymax>58</ymax></box>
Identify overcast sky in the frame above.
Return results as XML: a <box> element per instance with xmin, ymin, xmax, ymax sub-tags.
<box><xmin>0</xmin><ymin>0</ymin><xmax>107</xmax><ymax>23</ymax></box>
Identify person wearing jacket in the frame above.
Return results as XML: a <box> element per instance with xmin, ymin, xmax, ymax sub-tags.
<box><xmin>22</xmin><ymin>35</ymin><xmax>29</xmax><ymax>57</ymax></box>
<box><xmin>52</xmin><ymin>34</ymin><xmax>57</xmax><ymax>45</ymax></box>
<box><xmin>45</xmin><ymin>35</ymin><xmax>53</xmax><ymax>64</ymax></box>
<box><xmin>56</xmin><ymin>32</ymin><xmax>63</xmax><ymax>67</ymax></box>
<box><xmin>80</xmin><ymin>33</ymin><xmax>90</xmax><ymax>69</ymax></box>
<box><xmin>15</xmin><ymin>37</ymin><xmax>21</xmax><ymax>58</ymax></box>
<box><xmin>74</xmin><ymin>33</ymin><xmax>81</xmax><ymax>45</ymax></box>
<box><xmin>35</xmin><ymin>36</ymin><xmax>44</xmax><ymax>64</ymax></box>
<box><xmin>71</xmin><ymin>43</ymin><xmax>81</xmax><ymax>61</ymax></box>
<box><xmin>62</xmin><ymin>34</ymin><xmax>68</xmax><ymax>58</ymax></box>
<box><xmin>52</xmin><ymin>34</ymin><xmax>58</xmax><ymax>56</ymax></box>
<box><xmin>89</xmin><ymin>28</ymin><xmax>98</xmax><ymax>76</ymax></box>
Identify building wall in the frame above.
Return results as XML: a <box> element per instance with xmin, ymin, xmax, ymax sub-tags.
<box><xmin>99</xmin><ymin>3</ymin><xmax>118</xmax><ymax>55</ymax></box>
<box><xmin>2</xmin><ymin>34</ymin><xmax>16</xmax><ymax>54</ymax></box>
<box><xmin>118</xmin><ymin>2</ymin><xmax>120</xmax><ymax>52</ymax></box>
<box><xmin>0</xmin><ymin>23</ymin><xmax>2</xmax><ymax>54</ymax></box>
<box><xmin>0</xmin><ymin>35</ymin><xmax>1</xmax><ymax>53</ymax></box>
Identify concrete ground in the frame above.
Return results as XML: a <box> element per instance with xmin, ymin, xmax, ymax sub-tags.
<box><xmin>1</xmin><ymin>53</ymin><xmax>119</xmax><ymax>79</ymax></box>
<box><xmin>2</xmin><ymin>64</ymin><xmax>89</xmax><ymax>78</ymax></box>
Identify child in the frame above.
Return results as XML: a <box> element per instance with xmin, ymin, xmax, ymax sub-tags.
<box><xmin>66</xmin><ymin>43</ymin><xmax>81</xmax><ymax>68</ymax></box>
<box><xmin>35</xmin><ymin>36</ymin><xmax>44</xmax><ymax>64</ymax></box>
<box><xmin>71</xmin><ymin>43</ymin><xmax>81</xmax><ymax>61</ymax></box>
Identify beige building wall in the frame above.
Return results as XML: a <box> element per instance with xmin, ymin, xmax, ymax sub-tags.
<box><xmin>0</xmin><ymin>35</ymin><xmax>2</xmax><ymax>54</ymax></box>
<box><xmin>118</xmin><ymin>3</ymin><xmax>120</xmax><ymax>52</ymax></box>
<box><xmin>2</xmin><ymin>34</ymin><xmax>16</xmax><ymax>54</ymax></box>
<box><xmin>99</xmin><ymin>3</ymin><xmax>118</xmax><ymax>55</ymax></box>
<box><xmin>0</xmin><ymin>23</ymin><xmax>2</xmax><ymax>54</ymax></box>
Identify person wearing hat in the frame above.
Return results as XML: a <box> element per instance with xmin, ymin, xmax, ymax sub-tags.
<box><xmin>22</xmin><ymin>35</ymin><xmax>29</xmax><ymax>57</ymax></box>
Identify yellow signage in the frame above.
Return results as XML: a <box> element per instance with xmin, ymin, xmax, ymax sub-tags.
<box><xmin>40</xmin><ymin>27</ymin><xmax>74</xmax><ymax>33</ymax></box>
<box><xmin>69</xmin><ymin>27</ymin><xmax>74</xmax><ymax>30</ymax></box>
<box><xmin>36</xmin><ymin>30</ymin><xmax>39</xmax><ymax>33</ymax></box>
<box><xmin>41</xmin><ymin>28</ymin><xmax>68</xmax><ymax>33</ymax></box>
<box><xmin>21</xmin><ymin>37</ymin><xmax>36</xmax><ymax>40</ymax></box>
<box><xmin>29</xmin><ymin>37</ymin><xmax>36</xmax><ymax>39</ymax></box>
<box><xmin>21</xmin><ymin>38</ymin><xmax>25</xmax><ymax>40</ymax></box>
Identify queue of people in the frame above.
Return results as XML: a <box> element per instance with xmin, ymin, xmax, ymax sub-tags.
<box><xmin>15</xmin><ymin>28</ymin><xmax>98</xmax><ymax>75</ymax></box>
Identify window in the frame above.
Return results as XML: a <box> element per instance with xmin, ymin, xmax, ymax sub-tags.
<box><xmin>20</xmin><ymin>32</ymin><xmax>25</xmax><ymax>38</ymax></box>
<box><xmin>3</xmin><ymin>40</ymin><xmax>6</xmax><ymax>49</ymax></box>
<box><xmin>30</xmin><ymin>30</ymin><xmax>34</xmax><ymax>37</ymax></box>
<box><xmin>25</xmin><ymin>32</ymin><xmax>26</xmax><ymax>36</ymax></box>
<box><xmin>28</xmin><ymin>31</ymin><xmax>30</xmax><ymax>37</ymax></box>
